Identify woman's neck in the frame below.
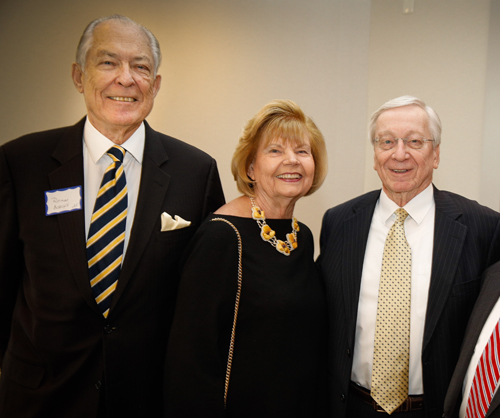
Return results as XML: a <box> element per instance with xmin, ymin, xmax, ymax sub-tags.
<box><xmin>250</xmin><ymin>195</ymin><xmax>295</xmax><ymax>219</ymax></box>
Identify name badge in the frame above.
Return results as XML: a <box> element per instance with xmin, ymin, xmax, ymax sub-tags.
<box><xmin>45</xmin><ymin>186</ymin><xmax>82</xmax><ymax>216</ymax></box>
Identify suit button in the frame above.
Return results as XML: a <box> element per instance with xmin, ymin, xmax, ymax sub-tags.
<box><xmin>104</xmin><ymin>325</ymin><xmax>115</xmax><ymax>334</ymax></box>
<box><xmin>347</xmin><ymin>348</ymin><xmax>351</xmax><ymax>357</ymax></box>
<box><xmin>95</xmin><ymin>380</ymin><xmax>102</xmax><ymax>390</ymax></box>
<box><xmin>341</xmin><ymin>394</ymin><xmax>345</xmax><ymax>402</ymax></box>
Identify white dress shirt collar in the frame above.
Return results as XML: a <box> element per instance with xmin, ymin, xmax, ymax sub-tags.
<box><xmin>83</xmin><ymin>119</ymin><xmax>145</xmax><ymax>164</ymax></box>
<box><xmin>379</xmin><ymin>184</ymin><xmax>434</xmax><ymax>226</ymax></box>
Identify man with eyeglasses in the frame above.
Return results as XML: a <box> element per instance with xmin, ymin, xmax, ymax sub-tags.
<box><xmin>318</xmin><ymin>96</ymin><xmax>500</xmax><ymax>418</ymax></box>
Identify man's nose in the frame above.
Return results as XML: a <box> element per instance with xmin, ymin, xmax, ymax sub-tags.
<box><xmin>116</xmin><ymin>65</ymin><xmax>135</xmax><ymax>87</ymax></box>
<box><xmin>392</xmin><ymin>139</ymin><xmax>409</xmax><ymax>160</ymax></box>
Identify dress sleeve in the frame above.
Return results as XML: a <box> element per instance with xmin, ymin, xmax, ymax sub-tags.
<box><xmin>165</xmin><ymin>218</ymin><xmax>240</xmax><ymax>417</ymax></box>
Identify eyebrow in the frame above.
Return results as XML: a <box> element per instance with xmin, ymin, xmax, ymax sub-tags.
<box><xmin>96</xmin><ymin>50</ymin><xmax>153</xmax><ymax>64</ymax></box>
<box><xmin>266</xmin><ymin>142</ymin><xmax>311</xmax><ymax>150</ymax></box>
<box><xmin>376</xmin><ymin>130</ymin><xmax>422</xmax><ymax>137</ymax></box>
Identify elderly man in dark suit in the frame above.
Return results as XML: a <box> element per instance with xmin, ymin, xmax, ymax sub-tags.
<box><xmin>444</xmin><ymin>261</ymin><xmax>500</xmax><ymax>418</ymax></box>
<box><xmin>318</xmin><ymin>95</ymin><xmax>500</xmax><ymax>418</ymax></box>
<box><xmin>0</xmin><ymin>15</ymin><xmax>224</xmax><ymax>418</ymax></box>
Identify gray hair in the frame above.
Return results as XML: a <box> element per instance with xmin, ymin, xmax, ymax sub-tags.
<box><xmin>75</xmin><ymin>15</ymin><xmax>162</xmax><ymax>76</ymax></box>
<box><xmin>369</xmin><ymin>95</ymin><xmax>442</xmax><ymax>147</ymax></box>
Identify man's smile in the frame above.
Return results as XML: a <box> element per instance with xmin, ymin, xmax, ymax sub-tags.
<box><xmin>108</xmin><ymin>96</ymin><xmax>136</xmax><ymax>102</ymax></box>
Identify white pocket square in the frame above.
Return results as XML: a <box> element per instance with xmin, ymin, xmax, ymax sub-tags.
<box><xmin>161</xmin><ymin>212</ymin><xmax>192</xmax><ymax>231</ymax></box>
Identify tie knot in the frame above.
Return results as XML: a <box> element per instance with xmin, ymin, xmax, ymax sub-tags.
<box><xmin>395</xmin><ymin>208</ymin><xmax>409</xmax><ymax>224</ymax></box>
<box><xmin>107</xmin><ymin>146</ymin><xmax>126</xmax><ymax>163</ymax></box>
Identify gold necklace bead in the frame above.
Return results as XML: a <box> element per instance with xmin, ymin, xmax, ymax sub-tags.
<box><xmin>249</xmin><ymin>197</ymin><xmax>298</xmax><ymax>256</ymax></box>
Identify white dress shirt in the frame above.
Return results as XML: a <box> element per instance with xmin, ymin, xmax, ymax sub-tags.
<box><xmin>459</xmin><ymin>297</ymin><xmax>500</xmax><ymax>418</ymax></box>
<box><xmin>83</xmin><ymin>119</ymin><xmax>144</xmax><ymax>261</ymax></box>
<box><xmin>351</xmin><ymin>184</ymin><xmax>435</xmax><ymax>395</ymax></box>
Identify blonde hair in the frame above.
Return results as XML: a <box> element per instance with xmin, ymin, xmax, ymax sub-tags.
<box><xmin>231</xmin><ymin>99</ymin><xmax>327</xmax><ymax>197</ymax></box>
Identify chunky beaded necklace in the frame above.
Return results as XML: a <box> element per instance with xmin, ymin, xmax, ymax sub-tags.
<box><xmin>250</xmin><ymin>197</ymin><xmax>299</xmax><ymax>256</ymax></box>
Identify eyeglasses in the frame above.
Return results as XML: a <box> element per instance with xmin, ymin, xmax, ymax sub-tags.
<box><xmin>374</xmin><ymin>135</ymin><xmax>434</xmax><ymax>151</ymax></box>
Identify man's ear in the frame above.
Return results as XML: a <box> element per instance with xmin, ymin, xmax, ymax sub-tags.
<box><xmin>72</xmin><ymin>63</ymin><xmax>84</xmax><ymax>93</ymax></box>
<box><xmin>152</xmin><ymin>74</ymin><xmax>161</xmax><ymax>98</ymax></box>
<box><xmin>433</xmin><ymin>144</ymin><xmax>440</xmax><ymax>169</ymax></box>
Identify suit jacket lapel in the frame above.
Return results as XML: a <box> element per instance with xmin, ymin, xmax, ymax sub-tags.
<box><xmin>111</xmin><ymin>123</ymin><xmax>170</xmax><ymax>309</ymax></box>
<box><xmin>342</xmin><ymin>191</ymin><xmax>379</xmax><ymax>334</ymax></box>
<box><xmin>48</xmin><ymin>118</ymin><xmax>100</xmax><ymax>314</ymax></box>
<box><xmin>423</xmin><ymin>187</ymin><xmax>467</xmax><ymax>351</ymax></box>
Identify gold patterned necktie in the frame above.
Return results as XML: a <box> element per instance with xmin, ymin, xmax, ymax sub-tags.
<box><xmin>371</xmin><ymin>208</ymin><xmax>411</xmax><ymax>414</ymax></box>
<box><xmin>86</xmin><ymin>146</ymin><xmax>128</xmax><ymax>318</ymax></box>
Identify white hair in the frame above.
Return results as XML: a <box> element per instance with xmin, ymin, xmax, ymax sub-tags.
<box><xmin>369</xmin><ymin>95</ymin><xmax>442</xmax><ymax>146</ymax></box>
<box><xmin>75</xmin><ymin>15</ymin><xmax>161</xmax><ymax>76</ymax></box>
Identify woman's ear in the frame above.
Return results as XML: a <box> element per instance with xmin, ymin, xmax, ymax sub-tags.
<box><xmin>247</xmin><ymin>164</ymin><xmax>255</xmax><ymax>181</ymax></box>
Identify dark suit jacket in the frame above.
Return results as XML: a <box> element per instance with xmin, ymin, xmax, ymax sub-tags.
<box><xmin>443</xmin><ymin>261</ymin><xmax>500</xmax><ymax>418</ymax></box>
<box><xmin>0</xmin><ymin>118</ymin><xmax>225</xmax><ymax>418</ymax></box>
<box><xmin>317</xmin><ymin>187</ymin><xmax>500</xmax><ymax>418</ymax></box>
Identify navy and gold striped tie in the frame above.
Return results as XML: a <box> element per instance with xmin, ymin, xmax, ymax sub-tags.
<box><xmin>87</xmin><ymin>145</ymin><xmax>128</xmax><ymax>318</ymax></box>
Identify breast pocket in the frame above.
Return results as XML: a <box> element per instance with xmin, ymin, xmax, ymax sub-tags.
<box><xmin>451</xmin><ymin>275</ymin><xmax>481</xmax><ymax>297</ymax></box>
<box><xmin>155</xmin><ymin>227</ymin><xmax>193</xmax><ymax>243</ymax></box>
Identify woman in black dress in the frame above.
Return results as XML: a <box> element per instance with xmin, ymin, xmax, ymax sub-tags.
<box><xmin>165</xmin><ymin>99</ymin><xmax>328</xmax><ymax>417</ymax></box>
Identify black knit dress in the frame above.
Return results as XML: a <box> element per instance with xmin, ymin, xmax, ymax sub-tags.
<box><xmin>165</xmin><ymin>214</ymin><xmax>327</xmax><ymax>417</ymax></box>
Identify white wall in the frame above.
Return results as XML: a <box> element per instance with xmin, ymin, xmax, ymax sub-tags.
<box><xmin>480</xmin><ymin>0</ymin><xmax>500</xmax><ymax>211</ymax></box>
